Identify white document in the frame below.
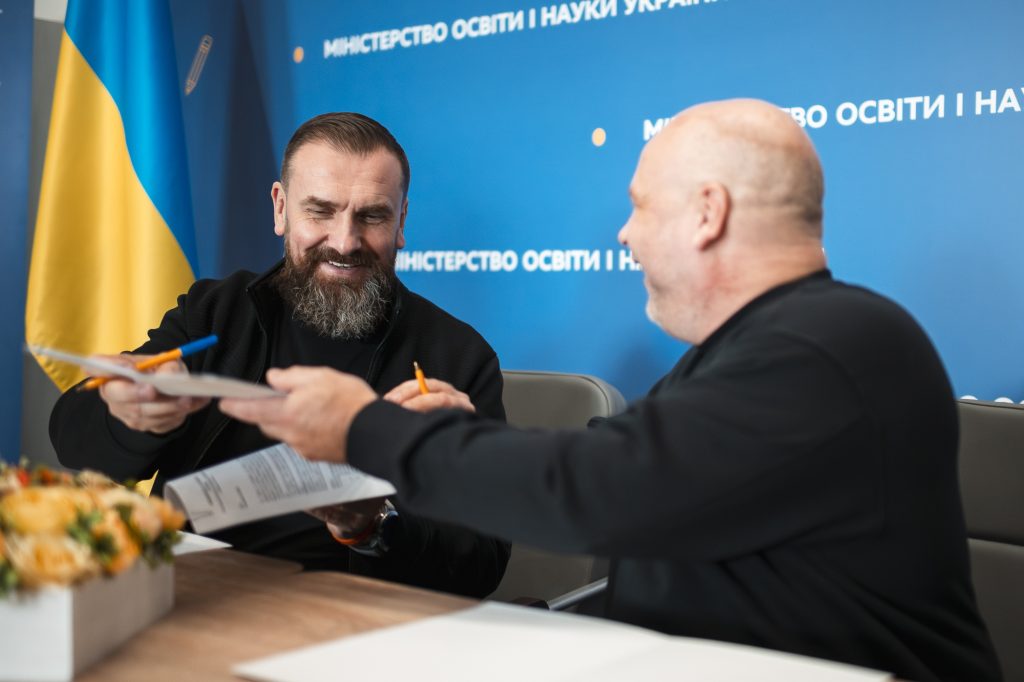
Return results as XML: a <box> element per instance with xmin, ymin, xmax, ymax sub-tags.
<box><xmin>172</xmin><ymin>531</ymin><xmax>232</xmax><ymax>555</ymax></box>
<box><xmin>164</xmin><ymin>443</ymin><xmax>396</xmax><ymax>534</ymax></box>
<box><xmin>234</xmin><ymin>602</ymin><xmax>889</xmax><ymax>682</ymax></box>
<box><xmin>28</xmin><ymin>344</ymin><xmax>282</xmax><ymax>398</ymax></box>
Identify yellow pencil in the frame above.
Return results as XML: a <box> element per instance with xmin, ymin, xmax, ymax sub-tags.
<box><xmin>413</xmin><ymin>361</ymin><xmax>430</xmax><ymax>395</ymax></box>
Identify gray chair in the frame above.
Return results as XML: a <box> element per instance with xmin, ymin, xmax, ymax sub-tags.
<box><xmin>487</xmin><ymin>370</ymin><xmax>627</xmax><ymax>609</ymax></box>
<box><xmin>957</xmin><ymin>399</ymin><xmax>1024</xmax><ymax>682</ymax></box>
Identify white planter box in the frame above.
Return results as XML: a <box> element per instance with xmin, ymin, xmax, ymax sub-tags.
<box><xmin>0</xmin><ymin>561</ymin><xmax>173</xmax><ymax>681</ymax></box>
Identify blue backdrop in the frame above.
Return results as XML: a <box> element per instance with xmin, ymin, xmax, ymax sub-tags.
<box><xmin>1</xmin><ymin>0</ymin><xmax>32</xmax><ymax>461</ymax></box>
<box><xmin>232</xmin><ymin>0</ymin><xmax>1024</xmax><ymax>401</ymax></box>
<box><xmin>109</xmin><ymin>0</ymin><xmax>1024</xmax><ymax>403</ymax></box>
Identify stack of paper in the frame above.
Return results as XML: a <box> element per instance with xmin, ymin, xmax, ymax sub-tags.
<box><xmin>234</xmin><ymin>602</ymin><xmax>888</xmax><ymax>682</ymax></box>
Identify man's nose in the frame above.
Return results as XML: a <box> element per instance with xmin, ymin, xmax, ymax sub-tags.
<box><xmin>617</xmin><ymin>220</ymin><xmax>630</xmax><ymax>246</ymax></box>
<box><xmin>326</xmin><ymin>216</ymin><xmax>362</xmax><ymax>254</ymax></box>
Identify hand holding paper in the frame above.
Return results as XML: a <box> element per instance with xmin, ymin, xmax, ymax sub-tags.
<box><xmin>96</xmin><ymin>353</ymin><xmax>210</xmax><ymax>434</ymax></box>
<box><xmin>80</xmin><ymin>334</ymin><xmax>220</xmax><ymax>390</ymax></box>
<box><xmin>29</xmin><ymin>344</ymin><xmax>283</xmax><ymax>399</ymax></box>
<box><xmin>220</xmin><ymin>366</ymin><xmax>377</xmax><ymax>464</ymax></box>
<box><xmin>306</xmin><ymin>496</ymin><xmax>389</xmax><ymax>538</ymax></box>
<box><xmin>164</xmin><ymin>443</ymin><xmax>395</xmax><ymax>534</ymax></box>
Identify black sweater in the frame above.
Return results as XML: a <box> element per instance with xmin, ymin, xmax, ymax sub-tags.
<box><xmin>51</xmin><ymin>262</ymin><xmax>510</xmax><ymax>598</ymax></box>
<box><xmin>348</xmin><ymin>271</ymin><xmax>1001</xmax><ymax>681</ymax></box>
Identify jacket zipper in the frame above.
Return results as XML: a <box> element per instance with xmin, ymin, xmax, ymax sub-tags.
<box><xmin>365</xmin><ymin>286</ymin><xmax>403</xmax><ymax>385</ymax></box>
<box><xmin>188</xmin><ymin>284</ymin><xmax>273</xmax><ymax>474</ymax></box>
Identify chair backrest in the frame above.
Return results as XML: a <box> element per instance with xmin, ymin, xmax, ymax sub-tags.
<box><xmin>487</xmin><ymin>370</ymin><xmax>626</xmax><ymax>605</ymax></box>
<box><xmin>500</xmin><ymin>370</ymin><xmax>627</xmax><ymax>431</ymax></box>
<box><xmin>957</xmin><ymin>399</ymin><xmax>1024</xmax><ymax>682</ymax></box>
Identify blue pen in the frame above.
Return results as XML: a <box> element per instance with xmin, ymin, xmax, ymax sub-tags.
<box><xmin>80</xmin><ymin>334</ymin><xmax>218</xmax><ymax>391</ymax></box>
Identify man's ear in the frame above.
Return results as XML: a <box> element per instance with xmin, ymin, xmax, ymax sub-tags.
<box><xmin>271</xmin><ymin>182</ymin><xmax>287</xmax><ymax>237</ymax></box>
<box><xmin>395</xmin><ymin>197</ymin><xmax>409</xmax><ymax>250</ymax></box>
<box><xmin>692</xmin><ymin>183</ymin><xmax>730</xmax><ymax>250</ymax></box>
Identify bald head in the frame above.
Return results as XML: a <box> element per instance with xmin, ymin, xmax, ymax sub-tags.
<box><xmin>620</xmin><ymin>99</ymin><xmax>829</xmax><ymax>344</ymax></box>
<box><xmin>652</xmin><ymin>98</ymin><xmax>824</xmax><ymax>239</ymax></box>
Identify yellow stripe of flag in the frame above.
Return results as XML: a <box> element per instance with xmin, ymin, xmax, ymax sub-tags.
<box><xmin>26</xmin><ymin>31</ymin><xmax>194</xmax><ymax>392</ymax></box>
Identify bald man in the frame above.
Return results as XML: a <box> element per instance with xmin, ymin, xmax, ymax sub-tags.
<box><xmin>222</xmin><ymin>100</ymin><xmax>1000</xmax><ymax>681</ymax></box>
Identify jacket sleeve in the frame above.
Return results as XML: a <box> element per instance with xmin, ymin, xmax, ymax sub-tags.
<box><xmin>345</xmin><ymin>505</ymin><xmax>510</xmax><ymax>598</ymax></box>
<box><xmin>348</xmin><ymin>331</ymin><xmax>882</xmax><ymax>563</ymax></box>
<box><xmin>49</xmin><ymin>290</ymin><xmax>202</xmax><ymax>480</ymax></box>
<box><xmin>348</xmin><ymin>345</ymin><xmax>511</xmax><ymax>598</ymax></box>
<box><xmin>464</xmin><ymin>351</ymin><xmax>506</xmax><ymax>422</ymax></box>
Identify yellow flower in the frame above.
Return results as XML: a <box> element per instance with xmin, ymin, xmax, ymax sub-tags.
<box><xmin>0</xmin><ymin>469</ymin><xmax>23</xmax><ymax>496</ymax></box>
<box><xmin>5</xmin><ymin>534</ymin><xmax>99</xmax><ymax>587</ymax></box>
<box><xmin>75</xmin><ymin>469</ymin><xmax>118</xmax><ymax>490</ymax></box>
<box><xmin>93</xmin><ymin>509</ymin><xmax>140</xmax><ymax>575</ymax></box>
<box><xmin>93</xmin><ymin>486</ymin><xmax>141</xmax><ymax>509</ymax></box>
<box><xmin>0</xmin><ymin>487</ymin><xmax>95</xmax><ymax>536</ymax></box>
<box><xmin>96</xmin><ymin>488</ymin><xmax>164</xmax><ymax>541</ymax></box>
<box><xmin>148</xmin><ymin>497</ymin><xmax>186</xmax><ymax>533</ymax></box>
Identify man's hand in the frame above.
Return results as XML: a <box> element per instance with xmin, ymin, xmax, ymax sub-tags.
<box><xmin>96</xmin><ymin>354</ymin><xmax>210</xmax><ymax>434</ymax></box>
<box><xmin>306</xmin><ymin>496</ymin><xmax>388</xmax><ymax>539</ymax></box>
<box><xmin>219</xmin><ymin>366</ymin><xmax>377</xmax><ymax>463</ymax></box>
<box><xmin>383</xmin><ymin>377</ymin><xmax>476</xmax><ymax>414</ymax></box>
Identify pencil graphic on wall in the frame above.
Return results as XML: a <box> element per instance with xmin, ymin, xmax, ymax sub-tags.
<box><xmin>185</xmin><ymin>35</ymin><xmax>213</xmax><ymax>95</ymax></box>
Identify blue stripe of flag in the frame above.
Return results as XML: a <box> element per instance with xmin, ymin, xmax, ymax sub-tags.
<box><xmin>65</xmin><ymin>0</ymin><xmax>198</xmax><ymax>273</ymax></box>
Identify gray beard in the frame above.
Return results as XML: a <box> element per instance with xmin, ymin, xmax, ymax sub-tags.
<box><xmin>274</xmin><ymin>256</ymin><xmax>395</xmax><ymax>340</ymax></box>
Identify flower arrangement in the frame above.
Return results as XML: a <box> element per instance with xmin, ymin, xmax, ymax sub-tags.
<box><xmin>0</xmin><ymin>462</ymin><xmax>184</xmax><ymax>596</ymax></box>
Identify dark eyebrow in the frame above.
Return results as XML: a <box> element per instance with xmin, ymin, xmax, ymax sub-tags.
<box><xmin>300</xmin><ymin>196</ymin><xmax>338</xmax><ymax>211</ymax></box>
<box><xmin>354</xmin><ymin>202</ymin><xmax>395</xmax><ymax>218</ymax></box>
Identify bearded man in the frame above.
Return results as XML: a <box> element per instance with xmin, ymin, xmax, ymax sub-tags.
<box><xmin>49</xmin><ymin>113</ymin><xmax>510</xmax><ymax>598</ymax></box>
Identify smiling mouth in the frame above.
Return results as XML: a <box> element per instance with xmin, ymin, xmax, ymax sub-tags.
<box><xmin>326</xmin><ymin>260</ymin><xmax>361</xmax><ymax>269</ymax></box>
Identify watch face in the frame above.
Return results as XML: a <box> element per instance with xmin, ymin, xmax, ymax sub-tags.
<box><xmin>378</xmin><ymin>510</ymin><xmax>400</xmax><ymax>552</ymax></box>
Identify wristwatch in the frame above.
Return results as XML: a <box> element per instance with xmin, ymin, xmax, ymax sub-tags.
<box><xmin>348</xmin><ymin>500</ymin><xmax>399</xmax><ymax>558</ymax></box>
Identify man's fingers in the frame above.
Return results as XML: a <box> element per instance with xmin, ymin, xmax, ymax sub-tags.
<box><xmin>255</xmin><ymin>422</ymin><xmax>290</xmax><ymax>444</ymax></box>
<box><xmin>99</xmin><ymin>378</ymin><xmax>141</xmax><ymax>402</ymax></box>
<box><xmin>220</xmin><ymin>399</ymin><xmax>290</xmax><ymax>443</ymax></box>
<box><xmin>100</xmin><ymin>379</ymin><xmax>163</xmax><ymax>403</ymax></box>
<box><xmin>93</xmin><ymin>353</ymin><xmax>208</xmax><ymax>435</ymax></box>
<box><xmin>295</xmin><ymin>447</ymin><xmax>337</xmax><ymax>463</ymax></box>
<box><xmin>385</xmin><ymin>376</ymin><xmax>474</xmax><ymax>413</ymax></box>
<box><xmin>91</xmin><ymin>353</ymin><xmax>172</xmax><ymax>373</ymax></box>
<box><xmin>133</xmin><ymin>396</ymin><xmax>208</xmax><ymax>418</ymax></box>
<box><xmin>223</xmin><ymin>368</ymin><xmax>370</xmax><ymax>464</ymax></box>
<box><xmin>92</xmin><ymin>353</ymin><xmax>143</xmax><ymax>369</ymax></box>
<box><xmin>95</xmin><ymin>354</ymin><xmax>188</xmax><ymax>401</ymax></box>
<box><xmin>383</xmin><ymin>379</ymin><xmax>422</xmax><ymax>403</ymax></box>
<box><xmin>264</xmin><ymin>366</ymin><xmax>332</xmax><ymax>391</ymax></box>
<box><xmin>423</xmin><ymin>378</ymin><xmax>463</xmax><ymax>394</ymax></box>
<box><xmin>306</xmin><ymin>497</ymin><xmax>387</xmax><ymax>530</ymax></box>
<box><xmin>153</xmin><ymin>358</ymin><xmax>189</xmax><ymax>375</ymax></box>
<box><xmin>384</xmin><ymin>377</ymin><xmax>462</xmax><ymax>404</ymax></box>
<box><xmin>220</xmin><ymin>397</ymin><xmax>286</xmax><ymax>424</ymax></box>
<box><xmin>136</xmin><ymin>400</ymin><xmax>196</xmax><ymax>420</ymax></box>
<box><xmin>186</xmin><ymin>396</ymin><xmax>212</xmax><ymax>414</ymax></box>
<box><xmin>401</xmin><ymin>392</ymin><xmax>475</xmax><ymax>414</ymax></box>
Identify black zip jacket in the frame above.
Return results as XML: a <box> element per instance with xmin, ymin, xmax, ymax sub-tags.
<box><xmin>51</xmin><ymin>261</ymin><xmax>510</xmax><ymax>597</ymax></box>
<box><xmin>346</xmin><ymin>271</ymin><xmax>1001</xmax><ymax>681</ymax></box>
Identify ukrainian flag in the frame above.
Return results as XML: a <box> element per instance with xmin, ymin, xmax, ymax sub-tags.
<box><xmin>26</xmin><ymin>0</ymin><xmax>196</xmax><ymax>392</ymax></box>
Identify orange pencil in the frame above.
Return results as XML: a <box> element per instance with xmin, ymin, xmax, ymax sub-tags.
<box><xmin>413</xmin><ymin>361</ymin><xmax>430</xmax><ymax>395</ymax></box>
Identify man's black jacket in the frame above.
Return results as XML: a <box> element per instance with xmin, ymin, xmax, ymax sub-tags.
<box><xmin>346</xmin><ymin>271</ymin><xmax>1002</xmax><ymax>681</ymax></box>
<box><xmin>51</xmin><ymin>262</ymin><xmax>510</xmax><ymax>597</ymax></box>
